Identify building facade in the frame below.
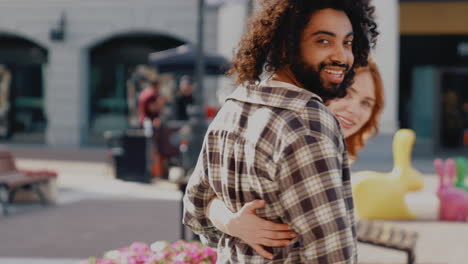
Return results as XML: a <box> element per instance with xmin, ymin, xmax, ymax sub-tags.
<box><xmin>0</xmin><ymin>0</ymin><xmax>403</xmax><ymax>149</ymax></box>
<box><xmin>400</xmin><ymin>0</ymin><xmax>468</xmax><ymax>154</ymax></box>
<box><xmin>0</xmin><ymin>0</ymin><xmax>222</xmax><ymax>147</ymax></box>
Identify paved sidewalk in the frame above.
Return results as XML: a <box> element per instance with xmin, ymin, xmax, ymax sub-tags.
<box><xmin>15</xmin><ymin>158</ymin><xmax>182</xmax><ymax>203</ymax></box>
<box><xmin>1</xmin><ymin>158</ymin><xmax>184</xmax><ymax>264</ymax></box>
<box><xmin>1</xmin><ymin>138</ymin><xmax>467</xmax><ymax>264</ymax></box>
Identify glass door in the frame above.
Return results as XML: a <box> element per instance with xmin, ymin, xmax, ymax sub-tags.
<box><xmin>439</xmin><ymin>69</ymin><xmax>468</xmax><ymax>150</ymax></box>
<box><xmin>410</xmin><ymin>66</ymin><xmax>468</xmax><ymax>155</ymax></box>
<box><xmin>3</xmin><ymin>64</ymin><xmax>46</xmax><ymax>143</ymax></box>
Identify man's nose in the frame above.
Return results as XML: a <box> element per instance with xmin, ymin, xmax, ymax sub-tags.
<box><xmin>330</xmin><ymin>45</ymin><xmax>347</xmax><ymax>64</ymax></box>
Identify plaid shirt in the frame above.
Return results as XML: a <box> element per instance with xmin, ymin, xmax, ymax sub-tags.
<box><xmin>183</xmin><ymin>80</ymin><xmax>357</xmax><ymax>263</ymax></box>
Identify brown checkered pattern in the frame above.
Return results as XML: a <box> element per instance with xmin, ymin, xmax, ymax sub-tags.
<box><xmin>183</xmin><ymin>80</ymin><xmax>357</xmax><ymax>263</ymax></box>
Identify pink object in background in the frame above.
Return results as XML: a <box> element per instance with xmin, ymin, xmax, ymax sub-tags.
<box><xmin>435</xmin><ymin>158</ymin><xmax>468</xmax><ymax>222</ymax></box>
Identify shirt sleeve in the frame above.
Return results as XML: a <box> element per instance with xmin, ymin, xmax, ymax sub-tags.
<box><xmin>182</xmin><ymin>145</ymin><xmax>221</xmax><ymax>248</ymax></box>
<box><xmin>276</xmin><ymin>134</ymin><xmax>355</xmax><ymax>262</ymax></box>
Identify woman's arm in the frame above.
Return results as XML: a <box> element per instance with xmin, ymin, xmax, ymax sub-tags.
<box><xmin>206</xmin><ymin>198</ymin><xmax>297</xmax><ymax>259</ymax></box>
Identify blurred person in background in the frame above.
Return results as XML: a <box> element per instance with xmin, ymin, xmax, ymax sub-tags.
<box><xmin>137</xmin><ymin>78</ymin><xmax>167</xmax><ymax>177</ymax></box>
<box><xmin>138</xmin><ymin>78</ymin><xmax>165</xmax><ymax>128</ymax></box>
<box><xmin>441</xmin><ymin>86</ymin><xmax>463</xmax><ymax>148</ymax></box>
<box><xmin>0</xmin><ymin>65</ymin><xmax>11</xmax><ymax>138</ymax></box>
<box><xmin>175</xmin><ymin>75</ymin><xmax>194</xmax><ymax>121</ymax></box>
<box><xmin>127</xmin><ymin>65</ymin><xmax>150</xmax><ymax>127</ymax></box>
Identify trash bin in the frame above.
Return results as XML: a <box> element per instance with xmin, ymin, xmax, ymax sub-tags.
<box><xmin>105</xmin><ymin>129</ymin><xmax>153</xmax><ymax>184</ymax></box>
<box><xmin>105</xmin><ymin>120</ymin><xmax>196</xmax><ymax>183</ymax></box>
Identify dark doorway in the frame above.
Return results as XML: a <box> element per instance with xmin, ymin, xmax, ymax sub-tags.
<box><xmin>0</xmin><ymin>34</ymin><xmax>48</xmax><ymax>144</ymax></box>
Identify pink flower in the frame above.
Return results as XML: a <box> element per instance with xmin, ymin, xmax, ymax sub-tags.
<box><xmin>82</xmin><ymin>240</ymin><xmax>217</xmax><ymax>264</ymax></box>
<box><xmin>135</xmin><ymin>253</ymin><xmax>151</xmax><ymax>263</ymax></box>
<box><xmin>202</xmin><ymin>247</ymin><xmax>216</xmax><ymax>257</ymax></box>
<box><xmin>146</xmin><ymin>254</ymin><xmax>163</xmax><ymax>263</ymax></box>
<box><xmin>129</xmin><ymin>242</ymin><xmax>151</xmax><ymax>254</ymax></box>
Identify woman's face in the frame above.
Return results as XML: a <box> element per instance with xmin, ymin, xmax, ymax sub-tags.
<box><xmin>327</xmin><ymin>71</ymin><xmax>376</xmax><ymax>138</ymax></box>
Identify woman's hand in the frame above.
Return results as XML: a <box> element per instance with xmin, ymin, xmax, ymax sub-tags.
<box><xmin>226</xmin><ymin>200</ymin><xmax>297</xmax><ymax>259</ymax></box>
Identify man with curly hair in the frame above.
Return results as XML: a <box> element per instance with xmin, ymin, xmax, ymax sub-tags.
<box><xmin>183</xmin><ymin>0</ymin><xmax>378</xmax><ymax>263</ymax></box>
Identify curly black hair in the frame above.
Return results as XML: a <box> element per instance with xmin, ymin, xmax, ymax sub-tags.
<box><xmin>228</xmin><ymin>0</ymin><xmax>379</xmax><ymax>94</ymax></box>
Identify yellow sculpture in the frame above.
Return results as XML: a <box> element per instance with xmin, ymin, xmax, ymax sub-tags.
<box><xmin>352</xmin><ymin>129</ymin><xmax>424</xmax><ymax>220</ymax></box>
<box><xmin>390</xmin><ymin>129</ymin><xmax>424</xmax><ymax>191</ymax></box>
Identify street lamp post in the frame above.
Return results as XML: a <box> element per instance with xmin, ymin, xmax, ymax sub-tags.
<box><xmin>195</xmin><ymin>0</ymin><xmax>205</xmax><ymax>107</ymax></box>
<box><xmin>184</xmin><ymin>0</ymin><xmax>207</xmax><ymax>175</ymax></box>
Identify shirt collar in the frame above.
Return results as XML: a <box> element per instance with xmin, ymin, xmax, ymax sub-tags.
<box><xmin>226</xmin><ymin>79</ymin><xmax>323</xmax><ymax>113</ymax></box>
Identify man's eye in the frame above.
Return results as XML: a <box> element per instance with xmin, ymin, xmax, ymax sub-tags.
<box><xmin>318</xmin><ymin>39</ymin><xmax>330</xmax><ymax>44</ymax></box>
<box><xmin>344</xmin><ymin>40</ymin><xmax>353</xmax><ymax>46</ymax></box>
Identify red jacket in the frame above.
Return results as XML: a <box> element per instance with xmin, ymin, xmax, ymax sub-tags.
<box><xmin>137</xmin><ymin>88</ymin><xmax>159</xmax><ymax>126</ymax></box>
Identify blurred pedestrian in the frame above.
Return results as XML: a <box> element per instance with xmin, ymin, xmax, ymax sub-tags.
<box><xmin>175</xmin><ymin>75</ymin><xmax>194</xmax><ymax>121</ymax></box>
<box><xmin>137</xmin><ymin>78</ymin><xmax>167</xmax><ymax>178</ymax></box>
<box><xmin>0</xmin><ymin>65</ymin><xmax>11</xmax><ymax>138</ymax></box>
<box><xmin>127</xmin><ymin>65</ymin><xmax>150</xmax><ymax>127</ymax></box>
<box><xmin>441</xmin><ymin>87</ymin><xmax>463</xmax><ymax>148</ymax></box>
<box><xmin>138</xmin><ymin>78</ymin><xmax>165</xmax><ymax>128</ymax></box>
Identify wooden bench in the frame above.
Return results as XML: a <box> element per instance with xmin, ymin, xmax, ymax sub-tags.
<box><xmin>0</xmin><ymin>149</ymin><xmax>57</xmax><ymax>215</ymax></box>
<box><xmin>357</xmin><ymin>220</ymin><xmax>418</xmax><ymax>264</ymax></box>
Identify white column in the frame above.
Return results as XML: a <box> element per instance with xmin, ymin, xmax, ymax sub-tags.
<box><xmin>373</xmin><ymin>0</ymin><xmax>399</xmax><ymax>134</ymax></box>
<box><xmin>45</xmin><ymin>46</ymin><xmax>86</xmax><ymax>147</ymax></box>
<box><xmin>215</xmin><ymin>3</ymin><xmax>247</xmax><ymax>105</ymax></box>
<box><xmin>217</xmin><ymin>3</ymin><xmax>247</xmax><ymax>59</ymax></box>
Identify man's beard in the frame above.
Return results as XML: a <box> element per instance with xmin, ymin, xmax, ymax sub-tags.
<box><xmin>290</xmin><ymin>59</ymin><xmax>354</xmax><ymax>102</ymax></box>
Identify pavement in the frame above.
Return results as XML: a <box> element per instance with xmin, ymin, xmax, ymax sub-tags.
<box><xmin>1</xmin><ymin>153</ymin><xmax>185</xmax><ymax>264</ymax></box>
<box><xmin>0</xmin><ymin>134</ymin><xmax>467</xmax><ymax>264</ymax></box>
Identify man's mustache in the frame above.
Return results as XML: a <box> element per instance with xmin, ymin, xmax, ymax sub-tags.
<box><xmin>319</xmin><ymin>62</ymin><xmax>349</xmax><ymax>72</ymax></box>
